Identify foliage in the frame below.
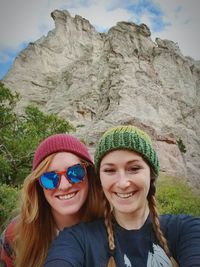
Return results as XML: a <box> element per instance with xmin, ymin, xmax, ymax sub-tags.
<box><xmin>0</xmin><ymin>82</ymin><xmax>19</xmax><ymax>131</ymax></box>
<box><xmin>156</xmin><ymin>175</ymin><xmax>200</xmax><ymax>216</ymax></box>
<box><xmin>1</xmin><ymin>174</ymin><xmax>200</xmax><ymax>231</ymax></box>
<box><xmin>0</xmin><ymin>183</ymin><xmax>20</xmax><ymax>232</ymax></box>
<box><xmin>177</xmin><ymin>137</ymin><xmax>187</xmax><ymax>153</ymax></box>
<box><xmin>0</xmin><ymin>83</ymin><xmax>75</xmax><ymax>185</ymax></box>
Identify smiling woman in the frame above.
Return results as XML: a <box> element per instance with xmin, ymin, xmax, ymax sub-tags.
<box><xmin>0</xmin><ymin>133</ymin><xmax>103</xmax><ymax>267</ymax></box>
<box><xmin>44</xmin><ymin>125</ymin><xmax>200</xmax><ymax>267</ymax></box>
<box><xmin>41</xmin><ymin>152</ymin><xmax>90</xmax><ymax>231</ymax></box>
<box><xmin>99</xmin><ymin>149</ymin><xmax>151</xmax><ymax>228</ymax></box>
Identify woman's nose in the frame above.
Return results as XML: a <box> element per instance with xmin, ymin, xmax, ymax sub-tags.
<box><xmin>116</xmin><ymin>171</ymin><xmax>131</xmax><ymax>188</ymax></box>
<box><xmin>58</xmin><ymin>174</ymin><xmax>72</xmax><ymax>189</ymax></box>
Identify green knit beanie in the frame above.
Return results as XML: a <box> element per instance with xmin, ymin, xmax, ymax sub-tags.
<box><xmin>94</xmin><ymin>125</ymin><xmax>160</xmax><ymax>175</ymax></box>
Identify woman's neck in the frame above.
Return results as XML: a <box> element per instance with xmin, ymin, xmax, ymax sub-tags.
<box><xmin>114</xmin><ymin>203</ymin><xmax>149</xmax><ymax>230</ymax></box>
<box><xmin>52</xmin><ymin>211</ymin><xmax>82</xmax><ymax>232</ymax></box>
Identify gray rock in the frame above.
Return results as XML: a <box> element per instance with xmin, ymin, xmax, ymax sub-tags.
<box><xmin>2</xmin><ymin>10</ymin><xmax>200</xmax><ymax>190</ymax></box>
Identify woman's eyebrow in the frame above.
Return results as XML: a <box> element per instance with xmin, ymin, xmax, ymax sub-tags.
<box><xmin>126</xmin><ymin>159</ymin><xmax>141</xmax><ymax>164</ymax></box>
<box><xmin>100</xmin><ymin>163</ymin><xmax>115</xmax><ymax>167</ymax></box>
<box><xmin>101</xmin><ymin>159</ymin><xmax>141</xmax><ymax>167</ymax></box>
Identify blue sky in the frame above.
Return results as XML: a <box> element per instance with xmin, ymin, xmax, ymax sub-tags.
<box><xmin>0</xmin><ymin>0</ymin><xmax>199</xmax><ymax>79</ymax></box>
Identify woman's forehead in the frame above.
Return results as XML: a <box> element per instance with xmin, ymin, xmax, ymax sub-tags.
<box><xmin>100</xmin><ymin>149</ymin><xmax>143</xmax><ymax>165</ymax></box>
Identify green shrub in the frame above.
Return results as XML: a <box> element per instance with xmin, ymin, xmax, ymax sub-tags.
<box><xmin>177</xmin><ymin>138</ymin><xmax>187</xmax><ymax>153</ymax></box>
<box><xmin>156</xmin><ymin>175</ymin><xmax>200</xmax><ymax>216</ymax></box>
<box><xmin>1</xmin><ymin>175</ymin><xmax>200</xmax><ymax>232</ymax></box>
<box><xmin>0</xmin><ymin>183</ymin><xmax>20</xmax><ymax>232</ymax></box>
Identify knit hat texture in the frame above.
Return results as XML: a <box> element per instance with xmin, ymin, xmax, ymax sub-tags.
<box><xmin>94</xmin><ymin>125</ymin><xmax>160</xmax><ymax>175</ymax></box>
<box><xmin>32</xmin><ymin>133</ymin><xmax>93</xmax><ymax>170</ymax></box>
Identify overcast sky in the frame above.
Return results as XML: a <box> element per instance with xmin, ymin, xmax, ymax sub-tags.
<box><xmin>0</xmin><ymin>0</ymin><xmax>199</xmax><ymax>79</ymax></box>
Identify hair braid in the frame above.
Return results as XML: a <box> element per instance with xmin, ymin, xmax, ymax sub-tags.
<box><xmin>103</xmin><ymin>198</ymin><xmax>117</xmax><ymax>267</ymax></box>
<box><xmin>148</xmin><ymin>182</ymin><xmax>179</xmax><ymax>267</ymax></box>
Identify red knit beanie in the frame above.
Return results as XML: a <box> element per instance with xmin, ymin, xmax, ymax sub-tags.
<box><xmin>32</xmin><ymin>134</ymin><xmax>93</xmax><ymax>170</ymax></box>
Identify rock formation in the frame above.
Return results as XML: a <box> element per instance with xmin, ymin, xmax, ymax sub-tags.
<box><xmin>2</xmin><ymin>10</ymin><xmax>200</xmax><ymax>189</ymax></box>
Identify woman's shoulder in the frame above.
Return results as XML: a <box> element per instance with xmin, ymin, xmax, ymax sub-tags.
<box><xmin>63</xmin><ymin>218</ymin><xmax>105</xmax><ymax>235</ymax></box>
<box><xmin>47</xmin><ymin>218</ymin><xmax>107</xmax><ymax>257</ymax></box>
<box><xmin>160</xmin><ymin>214</ymin><xmax>200</xmax><ymax>236</ymax></box>
<box><xmin>160</xmin><ymin>213</ymin><xmax>200</xmax><ymax>225</ymax></box>
<box><xmin>0</xmin><ymin>217</ymin><xmax>18</xmax><ymax>267</ymax></box>
<box><xmin>160</xmin><ymin>214</ymin><xmax>200</xmax><ymax>265</ymax></box>
<box><xmin>1</xmin><ymin>217</ymin><xmax>18</xmax><ymax>241</ymax></box>
<box><xmin>54</xmin><ymin>218</ymin><xmax>106</xmax><ymax>247</ymax></box>
<box><xmin>45</xmin><ymin>218</ymin><xmax>108</xmax><ymax>266</ymax></box>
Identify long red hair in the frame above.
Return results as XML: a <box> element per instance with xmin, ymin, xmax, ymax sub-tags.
<box><xmin>13</xmin><ymin>154</ymin><xmax>103</xmax><ymax>267</ymax></box>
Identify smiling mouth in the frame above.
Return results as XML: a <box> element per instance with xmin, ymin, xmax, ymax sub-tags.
<box><xmin>115</xmin><ymin>192</ymin><xmax>135</xmax><ymax>199</ymax></box>
<box><xmin>57</xmin><ymin>192</ymin><xmax>77</xmax><ymax>200</ymax></box>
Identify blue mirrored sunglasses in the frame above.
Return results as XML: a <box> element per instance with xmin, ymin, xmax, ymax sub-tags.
<box><xmin>39</xmin><ymin>163</ymin><xmax>87</xmax><ymax>190</ymax></box>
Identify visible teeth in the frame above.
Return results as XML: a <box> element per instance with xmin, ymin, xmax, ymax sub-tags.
<box><xmin>58</xmin><ymin>193</ymin><xmax>76</xmax><ymax>200</ymax></box>
<box><xmin>116</xmin><ymin>192</ymin><xmax>133</xmax><ymax>198</ymax></box>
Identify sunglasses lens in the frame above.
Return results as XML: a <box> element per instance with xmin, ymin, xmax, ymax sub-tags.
<box><xmin>67</xmin><ymin>164</ymin><xmax>86</xmax><ymax>183</ymax></box>
<box><xmin>40</xmin><ymin>172</ymin><xmax>59</xmax><ymax>189</ymax></box>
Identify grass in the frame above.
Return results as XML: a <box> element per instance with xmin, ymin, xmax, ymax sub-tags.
<box><xmin>156</xmin><ymin>174</ymin><xmax>200</xmax><ymax>216</ymax></box>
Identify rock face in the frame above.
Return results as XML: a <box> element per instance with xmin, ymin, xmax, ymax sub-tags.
<box><xmin>2</xmin><ymin>10</ymin><xmax>200</xmax><ymax>189</ymax></box>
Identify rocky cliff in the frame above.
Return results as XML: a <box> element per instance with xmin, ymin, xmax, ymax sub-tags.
<box><xmin>2</xmin><ymin>10</ymin><xmax>200</xmax><ymax>189</ymax></box>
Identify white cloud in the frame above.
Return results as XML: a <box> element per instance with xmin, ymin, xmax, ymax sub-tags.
<box><xmin>152</xmin><ymin>0</ymin><xmax>200</xmax><ymax>59</ymax></box>
<box><xmin>67</xmin><ymin>4</ymin><xmax>132</xmax><ymax>31</ymax></box>
<box><xmin>0</xmin><ymin>0</ymin><xmax>199</xmax><ymax>62</ymax></box>
<box><xmin>0</xmin><ymin>0</ymin><xmax>47</xmax><ymax>50</ymax></box>
<box><xmin>137</xmin><ymin>12</ymin><xmax>154</xmax><ymax>28</ymax></box>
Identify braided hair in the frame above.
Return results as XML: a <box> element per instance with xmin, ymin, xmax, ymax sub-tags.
<box><xmin>94</xmin><ymin>125</ymin><xmax>179</xmax><ymax>267</ymax></box>
<box><xmin>103</xmin><ymin>170</ymin><xmax>179</xmax><ymax>267</ymax></box>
